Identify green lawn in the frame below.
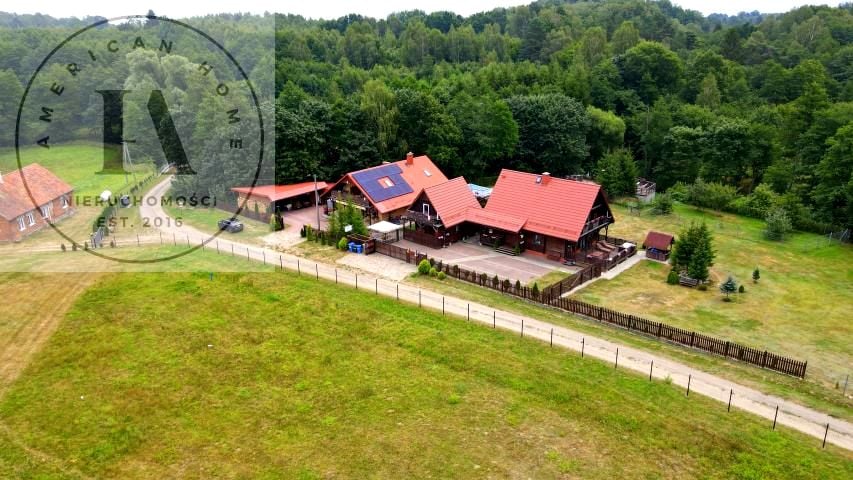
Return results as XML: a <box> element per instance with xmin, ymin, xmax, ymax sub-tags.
<box><xmin>572</xmin><ymin>202</ymin><xmax>853</xmax><ymax>391</ymax></box>
<box><xmin>164</xmin><ymin>200</ymin><xmax>271</xmax><ymax>244</ymax></box>
<box><xmin>0</xmin><ymin>269</ymin><xmax>850</xmax><ymax>479</ymax></box>
<box><xmin>0</xmin><ymin>142</ymin><xmax>155</xmax><ymax>199</ymax></box>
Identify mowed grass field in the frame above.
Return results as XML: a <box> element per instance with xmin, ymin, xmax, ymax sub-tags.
<box><xmin>1</xmin><ymin>268</ymin><xmax>851</xmax><ymax>479</ymax></box>
<box><xmin>0</xmin><ymin>143</ymin><xmax>155</xmax><ymax>199</ymax></box>
<box><xmin>573</xmin><ymin>203</ymin><xmax>852</xmax><ymax>389</ymax></box>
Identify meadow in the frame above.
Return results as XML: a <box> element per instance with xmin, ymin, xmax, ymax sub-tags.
<box><xmin>0</xmin><ymin>266</ymin><xmax>851</xmax><ymax>479</ymax></box>
<box><xmin>572</xmin><ymin>202</ymin><xmax>852</xmax><ymax>391</ymax></box>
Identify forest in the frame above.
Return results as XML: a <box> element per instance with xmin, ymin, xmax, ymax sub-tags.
<box><xmin>0</xmin><ymin>0</ymin><xmax>851</xmax><ymax>231</ymax></box>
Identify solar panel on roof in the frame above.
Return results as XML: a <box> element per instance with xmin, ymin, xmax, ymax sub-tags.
<box><xmin>352</xmin><ymin>164</ymin><xmax>413</xmax><ymax>203</ymax></box>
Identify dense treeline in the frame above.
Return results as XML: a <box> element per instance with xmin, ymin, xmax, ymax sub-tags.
<box><xmin>271</xmin><ymin>1</ymin><xmax>853</xmax><ymax>230</ymax></box>
<box><xmin>0</xmin><ymin>1</ymin><xmax>851</xmax><ymax>230</ymax></box>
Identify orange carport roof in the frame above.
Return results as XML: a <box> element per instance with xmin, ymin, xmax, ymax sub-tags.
<box><xmin>231</xmin><ymin>182</ymin><xmax>327</xmax><ymax>203</ymax></box>
<box><xmin>464</xmin><ymin>206</ymin><xmax>526</xmax><ymax>232</ymax></box>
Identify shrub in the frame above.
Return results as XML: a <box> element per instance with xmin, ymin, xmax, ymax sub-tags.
<box><xmin>650</xmin><ymin>192</ymin><xmax>674</xmax><ymax>215</ymax></box>
<box><xmin>72</xmin><ymin>243</ymin><xmax>77</xmax><ymax>251</ymax></box>
<box><xmin>429</xmin><ymin>267</ymin><xmax>438</xmax><ymax>277</ymax></box>
<box><xmin>697</xmin><ymin>284</ymin><xmax>708</xmax><ymax>291</ymax></box>
<box><xmin>479</xmin><ymin>272</ymin><xmax>488</xmax><ymax>284</ymax></box>
<box><xmin>437</xmin><ymin>271</ymin><xmax>446</xmax><ymax>280</ymax></box>
<box><xmin>513</xmin><ymin>244</ymin><xmax>521</xmax><ymax>255</ymax></box>
<box><xmin>60</xmin><ymin>244</ymin><xmax>66</xmax><ymax>252</ymax></box>
<box><xmin>110</xmin><ymin>240</ymin><xmax>116</xmax><ymax>248</ymax></box>
<box><xmin>738</xmin><ymin>285</ymin><xmax>745</xmax><ymax>293</ymax></box>
<box><xmin>688</xmin><ymin>179</ymin><xmax>737</xmax><ymax>211</ymax></box>
<box><xmin>300</xmin><ymin>225</ymin><xmax>307</xmax><ymax>238</ymax></box>
<box><xmin>752</xmin><ymin>268</ymin><xmax>760</xmax><ymax>283</ymax></box>
<box><xmin>666</xmin><ymin>270</ymin><xmax>679</xmax><ymax>285</ymax></box>
<box><xmin>667</xmin><ymin>182</ymin><xmax>689</xmax><ymax>202</ymax></box>
<box><xmin>452</xmin><ymin>264</ymin><xmax>459</xmax><ymax>276</ymax></box>
<box><xmin>764</xmin><ymin>207</ymin><xmax>793</xmax><ymax>241</ymax></box>
<box><xmin>418</xmin><ymin>259</ymin><xmax>431</xmax><ymax>275</ymax></box>
<box><xmin>720</xmin><ymin>276</ymin><xmax>737</xmax><ymax>299</ymax></box>
<box><xmin>338</xmin><ymin>237</ymin><xmax>348</xmax><ymax>251</ymax></box>
<box><xmin>492</xmin><ymin>275</ymin><xmax>500</xmax><ymax>287</ymax></box>
<box><xmin>531</xmin><ymin>282</ymin><xmax>540</xmax><ymax>298</ymax></box>
<box><xmin>83</xmin><ymin>241</ymin><xmax>89</xmax><ymax>251</ymax></box>
<box><xmin>502</xmin><ymin>279</ymin><xmax>512</xmax><ymax>290</ymax></box>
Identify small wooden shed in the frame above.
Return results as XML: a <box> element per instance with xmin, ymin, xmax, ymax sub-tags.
<box><xmin>643</xmin><ymin>231</ymin><xmax>674</xmax><ymax>262</ymax></box>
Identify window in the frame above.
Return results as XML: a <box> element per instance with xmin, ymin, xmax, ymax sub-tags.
<box><xmin>26</xmin><ymin>212</ymin><xmax>35</xmax><ymax>226</ymax></box>
<box><xmin>41</xmin><ymin>204</ymin><xmax>52</xmax><ymax>219</ymax></box>
<box><xmin>422</xmin><ymin>203</ymin><xmax>430</xmax><ymax>216</ymax></box>
<box><xmin>423</xmin><ymin>169</ymin><xmax>432</xmax><ymax>177</ymax></box>
<box><xmin>17</xmin><ymin>217</ymin><xmax>26</xmax><ymax>231</ymax></box>
<box><xmin>61</xmin><ymin>196</ymin><xmax>69</xmax><ymax>209</ymax></box>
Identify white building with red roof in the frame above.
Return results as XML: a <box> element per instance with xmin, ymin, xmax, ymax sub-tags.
<box><xmin>0</xmin><ymin>163</ymin><xmax>74</xmax><ymax>242</ymax></box>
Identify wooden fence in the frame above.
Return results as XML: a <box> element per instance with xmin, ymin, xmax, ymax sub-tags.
<box><xmin>370</xmin><ymin>239</ymin><xmax>808</xmax><ymax>378</ymax></box>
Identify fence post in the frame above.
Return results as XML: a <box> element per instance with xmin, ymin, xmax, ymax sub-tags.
<box><xmin>521</xmin><ymin>319</ymin><xmax>524</xmax><ymax>337</ymax></box>
<box><xmin>649</xmin><ymin>361</ymin><xmax>653</xmax><ymax>381</ymax></box>
<box><xmin>247</xmin><ymin>249</ymin><xmax>250</xmax><ymax>261</ymax></box>
<box><xmin>550</xmin><ymin>328</ymin><xmax>553</xmax><ymax>346</ymax></box>
<box><xmin>280</xmin><ymin>256</ymin><xmax>283</xmax><ymax>271</ymax></box>
<box><xmin>375</xmin><ymin>278</ymin><xmax>378</xmax><ymax>294</ymax></box>
<box><xmin>315</xmin><ymin>263</ymin><xmax>319</xmax><ymax>280</ymax></box>
<box><xmin>216</xmin><ymin>241</ymin><xmax>219</xmax><ymax>254</ymax></box>
<box><xmin>772</xmin><ymin>405</ymin><xmax>779</xmax><ymax>430</ymax></box>
<box><xmin>356</xmin><ymin>274</ymin><xmax>358</xmax><ymax>290</ymax></box>
<box><xmin>335</xmin><ymin>269</ymin><xmax>338</xmax><ymax>284</ymax></box>
<box><xmin>581</xmin><ymin>338</ymin><xmax>585</xmax><ymax>357</ymax></box>
<box><xmin>186</xmin><ymin>234</ymin><xmax>190</xmax><ymax>246</ymax></box>
<box><xmin>418</xmin><ymin>290</ymin><xmax>421</xmax><ymax>307</ymax></box>
<box><xmin>297</xmin><ymin>259</ymin><xmax>301</xmax><ymax>275</ymax></box>
<box><xmin>467</xmin><ymin>304</ymin><xmax>469</xmax><ymax>321</ymax></box>
<box><xmin>823</xmin><ymin>423</ymin><xmax>830</xmax><ymax>448</ymax></box>
<box><xmin>728</xmin><ymin>389</ymin><xmax>733</xmax><ymax>412</ymax></box>
<box><xmin>159</xmin><ymin>232</ymin><xmax>162</xmax><ymax>245</ymax></box>
<box><xmin>615</xmin><ymin>348</ymin><xmax>619</xmax><ymax>368</ymax></box>
<box><xmin>493</xmin><ymin>311</ymin><xmax>495</xmax><ymax>328</ymax></box>
<box><xmin>686</xmin><ymin>374</ymin><xmax>692</xmax><ymax>397</ymax></box>
<box><xmin>263</xmin><ymin>251</ymin><xmax>266</xmax><ymax>265</ymax></box>
<box><xmin>442</xmin><ymin>297</ymin><xmax>445</xmax><ymax>316</ymax></box>
<box><xmin>173</xmin><ymin>233</ymin><xmax>176</xmax><ymax>245</ymax></box>
<box><xmin>137</xmin><ymin>234</ymin><xmax>140</xmax><ymax>247</ymax></box>
<box><xmin>396</xmin><ymin>284</ymin><xmax>398</xmax><ymax>301</ymax></box>
<box><xmin>843</xmin><ymin>374</ymin><xmax>849</xmax><ymax>396</ymax></box>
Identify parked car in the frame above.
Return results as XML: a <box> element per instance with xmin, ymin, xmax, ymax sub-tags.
<box><xmin>217</xmin><ymin>218</ymin><xmax>244</xmax><ymax>233</ymax></box>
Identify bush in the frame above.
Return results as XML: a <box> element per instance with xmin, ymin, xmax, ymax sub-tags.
<box><xmin>697</xmin><ymin>284</ymin><xmax>708</xmax><ymax>291</ymax></box>
<box><xmin>738</xmin><ymin>285</ymin><xmax>745</xmax><ymax>293</ymax></box>
<box><xmin>752</xmin><ymin>268</ymin><xmax>760</xmax><ymax>283</ymax></box>
<box><xmin>667</xmin><ymin>182</ymin><xmax>689</xmax><ymax>202</ymax></box>
<box><xmin>531</xmin><ymin>282</ymin><xmax>540</xmax><ymax>298</ymax></box>
<box><xmin>515</xmin><ymin>280</ymin><xmax>522</xmax><ymax>291</ymax></box>
<box><xmin>337</xmin><ymin>237</ymin><xmax>348</xmax><ymax>251</ymax></box>
<box><xmin>437</xmin><ymin>271</ymin><xmax>446</xmax><ymax>280</ymax></box>
<box><xmin>418</xmin><ymin>259</ymin><xmax>431</xmax><ymax>275</ymax></box>
<box><xmin>300</xmin><ymin>225</ymin><xmax>307</xmax><ymax>238</ymax></box>
<box><xmin>492</xmin><ymin>275</ymin><xmax>500</xmax><ymax>287</ymax></box>
<box><xmin>666</xmin><ymin>270</ymin><xmax>679</xmax><ymax>285</ymax></box>
<box><xmin>764</xmin><ymin>207</ymin><xmax>793</xmax><ymax>241</ymax></box>
<box><xmin>688</xmin><ymin>179</ymin><xmax>737</xmax><ymax>211</ymax></box>
<box><xmin>650</xmin><ymin>192</ymin><xmax>674</xmax><ymax>215</ymax></box>
<box><xmin>110</xmin><ymin>240</ymin><xmax>116</xmax><ymax>248</ymax></box>
<box><xmin>429</xmin><ymin>267</ymin><xmax>438</xmax><ymax>277</ymax></box>
<box><xmin>720</xmin><ymin>275</ymin><xmax>738</xmax><ymax>299</ymax></box>
<box><xmin>60</xmin><ymin>244</ymin><xmax>66</xmax><ymax>252</ymax></box>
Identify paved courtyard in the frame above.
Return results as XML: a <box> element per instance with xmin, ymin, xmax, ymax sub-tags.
<box><xmin>394</xmin><ymin>238</ymin><xmax>579</xmax><ymax>284</ymax></box>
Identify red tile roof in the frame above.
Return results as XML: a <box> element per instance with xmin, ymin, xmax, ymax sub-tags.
<box><xmin>421</xmin><ymin>177</ymin><xmax>481</xmax><ymax>227</ymax></box>
<box><xmin>0</xmin><ymin>164</ymin><xmax>73</xmax><ymax>220</ymax></box>
<box><xmin>464</xmin><ymin>206</ymin><xmax>526</xmax><ymax>233</ymax></box>
<box><xmin>329</xmin><ymin>155</ymin><xmax>448</xmax><ymax>214</ymax></box>
<box><xmin>643</xmin><ymin>231</ymin><xmax>674</xmax><ymax>251</ymax></box>
<box><xmin>483</xmin><ymin>169</ymin><xmax>604</xmax><ymax>242</ymax></box>
<box><xmin>231</xmin><ymin>182</ymin><xmax>328</xmax><ymax>203</ymax></box>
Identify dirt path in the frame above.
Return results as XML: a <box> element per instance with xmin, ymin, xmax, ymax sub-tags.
<box><xmin>136</xmin><ymin>177</ymin><xmax>853</xmax><ymax>450</ymax></box>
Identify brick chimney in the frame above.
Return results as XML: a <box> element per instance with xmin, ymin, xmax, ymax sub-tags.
<box><xmin>406</xmin><ymin>152</ymin><xmax>414</xmax><ymax>165</ymax></box>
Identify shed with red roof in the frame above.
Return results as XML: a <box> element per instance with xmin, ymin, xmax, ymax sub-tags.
<box><xmin>231</xmin><ymin>181</ymin><xmax>328</xmax><ymax>214</ymax></box>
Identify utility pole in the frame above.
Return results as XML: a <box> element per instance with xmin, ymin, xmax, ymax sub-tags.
<box><xmin>314</xmin><ymin>174</ymin><xmax>321</xmax><ymax>231</ymax></box>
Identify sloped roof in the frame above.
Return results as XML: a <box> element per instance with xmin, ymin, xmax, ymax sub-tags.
<box><xmin>328</xmin><ymin>155</ymin><xmax>448</xmax><ymax>214</ymax></box>
<box><xmin>0</xmin><ymin>164</ymin><xmax>73</xmax><ymax>220</ymax></box>
<box><xmin>422</xmin><ymin>177</ymin><xmax>482</xmax><ymax>228</ymax></box>
<box><xmin>231</xmin><ymin>182</ymin><xmax>327</xmax><ymax>203</ymax></box>
<box><xmin>464</xmin><ymin>206</ymin><xmax>526</xmax><ymax>232</ymax></box>
<box><xmin>643</xmin><ymin>231</ymin><xmax>674</xmax><ymax>251</ymax></box>
<box><xmin>483</xmin><ymin>169</ymin><xmax>604</xmax><ymax>242</ymax></box>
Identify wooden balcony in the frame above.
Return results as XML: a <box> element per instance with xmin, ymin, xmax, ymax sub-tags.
<box><xmin>580</xmin><ymin>215</ymin><xmax>613</xmax><ymax>237</ymax></box>
<box><xmin>404</xmin><ymin>209</ymin><xmax>443</xmax><ymax>228</ymax></box>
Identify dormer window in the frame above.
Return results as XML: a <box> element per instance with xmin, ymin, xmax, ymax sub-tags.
<box><xmin>379</xmin><ymin>177</ymin><xmax>394</xmax><ymax>188</ymax></box>
<box><xmin>424</xmin><ymin>169</ymin><xmax>432</xmax><ymax>177</ymax></box>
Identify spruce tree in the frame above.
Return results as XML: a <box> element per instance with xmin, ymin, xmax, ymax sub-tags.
<box><xmin>720</xmin><ymin>276</ymin><xmax>737</xmax><ymax>300</ymax></box>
